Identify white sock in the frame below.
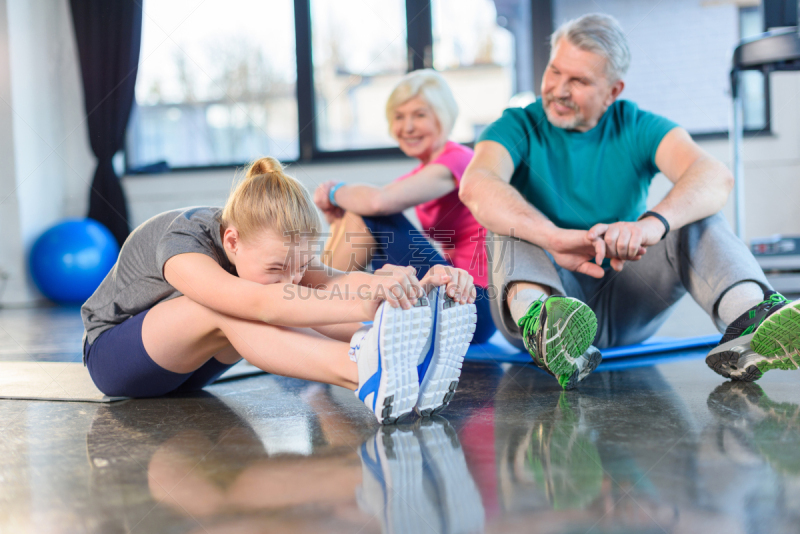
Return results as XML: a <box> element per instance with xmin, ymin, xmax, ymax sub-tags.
<box><xmin>509</xmin><ymin>288</ymin><xmax>547</xmax><ymax>324</ymax></box>
<box><xmin>717</xmin><ymin>282</ymin><xmax>766</xmax><ymax>328</ymax></box>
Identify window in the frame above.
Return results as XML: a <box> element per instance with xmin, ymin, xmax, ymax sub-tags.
<box><xmin>311</xmin><ymin>0</ymin><xmax>408</xmax><ymax>151</ymax></box>
<box><xmin>128</xmin><ymin>0</ymin><xmax>298</xmax><ymax>171</ymax></box>
<box><xmin>432</xmin><ymin>0</ymin><xmax>518</xmax><ymax>142</ymax></box>
<box><xmin>126</xmin><ymin>0</ymin><xmax>533</xmax><ymax>171</ymax></box>
<box><xmin>127</xmin><ymin>1</ymin><xmax>773</xmax><ymax>172</ymax></box>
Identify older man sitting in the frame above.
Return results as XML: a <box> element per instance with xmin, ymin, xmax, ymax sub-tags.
<box><xmin>460</xmin><ymin>13</ymin><xmax>799</xmax><ymax>390</ymax></box>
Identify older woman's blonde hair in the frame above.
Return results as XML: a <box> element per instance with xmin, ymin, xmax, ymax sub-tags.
<box><xmin>221</xmin><ymin>157</ymin><xmax>320</xmax><ymax>242</ymax></box>
<box><xmin>385</xmin><ymin>69</ymin><xmax>459</xmax><ymax>141</ymax></box>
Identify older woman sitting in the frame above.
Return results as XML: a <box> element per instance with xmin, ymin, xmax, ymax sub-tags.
<box><xmin>314</xmin><ymin>69</ymin><xmax>495</xmax><ymax>343</ymax></box>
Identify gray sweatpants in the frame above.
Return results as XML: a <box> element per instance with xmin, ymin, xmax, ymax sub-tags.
<box><xmin>486</xmin><ymin>213</ymin><xmax>771</xmax><ymax>350</ymax></box>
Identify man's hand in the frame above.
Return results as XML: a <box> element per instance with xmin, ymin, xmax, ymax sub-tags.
<box><xmin>548</xmin><ymin>229</ymin><xmax>609</xmax><ymax>278</ymax></box>
<box><xmin>420</xmin><ymin>265</ymin><xmax>476</xmax><ymax>305</ymax></box>
<box><xmin>587</xmin><ymin>218</ymin><xmax>662</xmax><ymax>271</ymax></box>
<box><xmin>314</xmin><ymin>181</ymin><xmax>345</xmax><ymax>224</ymax></box>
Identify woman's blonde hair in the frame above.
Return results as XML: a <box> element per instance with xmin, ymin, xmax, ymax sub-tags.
<box><xmin>385</xmin><ymin>69</ymin><xmax>459</xmax><ymax>141</ymax></box>
<box><xmin>221</xmin><ymin>157</ymin><xmax>320</xmax><ymax>242</ymax></box>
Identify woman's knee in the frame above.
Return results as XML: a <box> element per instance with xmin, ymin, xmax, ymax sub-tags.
<box><xmin>213</xmin><ymin>345</ymin><xmax>242</xmax><ymax>365</ymax></box>
<box><xmin>145</xmin><ymin>296</ymin><xmax>228</xmax><ymax>340</ymax></box>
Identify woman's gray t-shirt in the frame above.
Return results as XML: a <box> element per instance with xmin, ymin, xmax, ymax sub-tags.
<box><xmin>81</xmin><ymin>207</ymin><xmax>235</xmax><ymax>346</ymax></box>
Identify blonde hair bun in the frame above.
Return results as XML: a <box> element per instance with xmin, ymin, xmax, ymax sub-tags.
<box><xmin>246</xmin><ymin>156</ymin><xmax>284</xmax><ymax>178</ymax></box>
<box><xmin>221</xmin><ymin>157</ymin><xmax>320</xmax><ymax>241</ymax></box>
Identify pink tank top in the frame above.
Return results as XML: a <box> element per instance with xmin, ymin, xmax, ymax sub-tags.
<box><xmin>397</xmin><ymin>141</ymin><xmax>488</xmax><ymax>287</ymax></box>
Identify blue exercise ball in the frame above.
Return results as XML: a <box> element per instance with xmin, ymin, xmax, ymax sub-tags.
<box><xmin>29</xmin><ymin>219</ymin><xmax>119</xmax><ymax>305</ymax></box>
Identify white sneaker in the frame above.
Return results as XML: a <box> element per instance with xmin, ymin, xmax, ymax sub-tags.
<box><xmin>356</xmin><ymin>425</ymin><xmax>437</xmax><ymax>532</ymax></box>
<box><xmin>352</xmin><ymin>299</ymin><xmax>432</xmax><ymax>425</ymax></box>
<box><xmin>415</xmin><ymin>286</ymin><xmax>477</xmax><ymax>417</ymax></box>
<box><xmin>356</xmin><ymin>418</ymin><xmax>486</xmax><ymax>534</ymax></box>
<box><xmin>416</xmin><ymin>417</ymin><xmax>486</xmax><ymax>533</ymax></box>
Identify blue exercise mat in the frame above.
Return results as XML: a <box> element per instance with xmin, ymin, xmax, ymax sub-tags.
<box><xmin>465</xmin><ymin>333</ymin><xmax>721</xmax><ymax>365</ymax></box>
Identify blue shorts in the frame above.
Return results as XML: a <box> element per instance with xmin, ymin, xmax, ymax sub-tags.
<box><xmin>362</xmin><ymin>213</ymin><xmax>497</xmax><ymax>344</ymax></box>
<box><xmin>84</xmin><ymin>309</ymin><xmax>236</xmax><ymax>398</ymax></box>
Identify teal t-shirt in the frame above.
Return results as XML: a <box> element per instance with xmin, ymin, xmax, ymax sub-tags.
<box><xmin>477</xmin><ymin>99</ymin><xmax>678</xmax><ymax>230</ymax></box>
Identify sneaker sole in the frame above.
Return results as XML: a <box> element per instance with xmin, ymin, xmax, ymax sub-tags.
<box><xmin>559</xmin><ymin>346</ymin><xmax>603</xmax><ymax>390</ymax></box>
<box><xmin>375</xmin><ymin>301</ymin><xmax>433</xmax><ymax>424</ymax></box>
<box><xmin>540</xmin><ymin>298</ymin><xmax>597</xmax><ymax>388</ymax></box>
<box><xmin>356</xmin><ymin>425</ymin><xmax>429</xmax><ymax>528</ymax></box>
<box><xmin>414</xmin><ymin>417</ymin><xmax>486</xmax><ymax>531</ymax></box>
<box><xmin>705</xmin><ymin>333</ymin><xmax>764</xmax><ymax>381</ymax></box>
<box><xmin>750</xmin><ymin>299</ymin><xmax>800</xmax><ymax>377</ymax></box>
<box><xmin>416</xmin><ymin>290</ymin><xmax>476</xmax><ymax>417</ymax></box>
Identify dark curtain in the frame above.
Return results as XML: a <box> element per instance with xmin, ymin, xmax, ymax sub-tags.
<box><xmin>69</xmin><ymin>0</ymin><xmax>143</xmax><ymax>247</ymax></box>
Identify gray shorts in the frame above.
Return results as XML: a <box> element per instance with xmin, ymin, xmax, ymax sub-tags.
<box><xmin>486</xmin><ymin>213</ymin><xmax>771</xmax><ymax>350</ymax></box>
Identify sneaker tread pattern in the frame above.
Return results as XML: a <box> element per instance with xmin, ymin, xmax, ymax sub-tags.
<box><xmin>377</xmin><ymin>302</ymin><xmax>432</xmax><ymax>424</ymax></box>
<box><xmin>416</xmin><ymin>291</ymin><xmax>476</xmax><ymax>416</ymax></box>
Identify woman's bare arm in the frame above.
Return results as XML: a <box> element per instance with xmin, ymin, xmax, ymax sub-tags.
<box><xmin>317</xmin><ymin>163</ymin><xmax>457</xmax><ymax>217</ymax></box>
<box><xmin>164</xmin><ymin>253</ymin><xmax>373</xmax><ymax>326</ymax></box>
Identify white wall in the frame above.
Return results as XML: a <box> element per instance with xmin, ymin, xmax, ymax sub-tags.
<box><xmin>648</xmin><ymin>71</ymin><xmax>800</xmax><ymax>240</ymax></box>
<box><xmin>0</xmin><ymin>0</ymin><xmax>93</xmax><ymax>306</ymax></box>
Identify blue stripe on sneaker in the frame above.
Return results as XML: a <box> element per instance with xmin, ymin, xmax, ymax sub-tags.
<box><xmin>375</xmin><ymin>439</ymin><xmax>389</xmax><ymax>519</ymax></box>
<box><xmin>359</xmin><ymin>438</ymin><xmax>390</xmax><ymax>523</ymax></box>
<box><xmin>358</xmin><ymin>306</ymin><xmax>385</xmax><ymax>410</ymax></box>
<box><xmin>368</xmin><ymin>439</ymin><xmax>390</xmax><ymax>521</ymax></box>
<box><xmin>360</xmin><ymin>440</ymin><xmax>384</xmax><ymax>480</ymax></box>
<box><xmin>358</xmin><ymin>371</ymin><xmax>380</xmax><ymax>405</ymax></box>
<box><xmin>360</xmin><ymin>439</ymin><xmax>390</xmax><ymax>514</ymax></box>
<box><xmin>417</xmin><ymin>288</ymin><xmax>439</xmax><ymax>381</ymax></box>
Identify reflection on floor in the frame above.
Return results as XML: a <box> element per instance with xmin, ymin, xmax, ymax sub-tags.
<box><xmin>1</xmin><ymin>305</ymin><xmax>800</xmax><ymax>533</ymax></box>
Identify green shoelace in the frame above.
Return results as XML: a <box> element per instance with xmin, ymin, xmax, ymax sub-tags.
<box><xmin>517</xmin><ymin>299</ymin><xmax>545</xmax><ymax>341</ymax></box>
<box><xmin>765</xmin><ymin>293</ymin><xmax>789</xmax><ymax>307</ymax></box>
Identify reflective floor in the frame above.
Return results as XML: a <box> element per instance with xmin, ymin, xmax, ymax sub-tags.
<box><xmin>1</xmin><ymin>307</ymin><xmax>800</xmax><ymax>533</ymax></box>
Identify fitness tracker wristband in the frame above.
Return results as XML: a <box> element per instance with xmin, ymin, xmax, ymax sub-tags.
<box><xmin>638</xmin><ymin>210</ymin><xmax>670</xmax><ymax>240</ymax></box>
<box><xmin>329</xmin><ymin>182</ymin><xmax>346</xmax><ymax>208</ymax></box>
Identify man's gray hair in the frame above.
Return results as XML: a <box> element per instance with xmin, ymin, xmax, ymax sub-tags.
<box><xmin>550</xmin><ymin>13</ymin><xmax>631</xmax><ymax>82</ymax></box>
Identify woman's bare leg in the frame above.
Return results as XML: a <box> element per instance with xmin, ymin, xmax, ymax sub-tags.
<box><xmin>312</xmin><ymin>323</ymin><xmax>363</xmax><ymax>342</ymax></box>
<box><xmin>141</xmin><ymin>296</ymin><xmax>358</xmax><ymax>389</ymax></box>
<box><xmin>324</xmin><ymin>211</ymin><xmax>377</xmax><ymax>272</ymax></box>
<box><xmin>301</xmin><ymin>385</ymin><xmax>365</xmax><ymax>448</ymax></box>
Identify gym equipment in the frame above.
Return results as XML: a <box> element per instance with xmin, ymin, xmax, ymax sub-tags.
<box><xmin>730</xmin><ymin>0</ymin><xmax>800</xmax><ymax>240</ymax></box>
<box><xmin>465</xmin><ymin>334</ymin><xmax>720</xmax><ymax>366</ymax></box>
<box><xmin>0</xmin><ymin>362</ymin><xmax>125</xmax><ymax>402</ymax></box>
<box><xmin>0</xmin><ymin>360</ymin><xmax>265</xmax><ymax>403</ymax></box>
<box><xmin>751</xmin><ymin>235</ymin><xmax>800</xmax><ymax>294</ymax></box>
<box><xmin>29</xmin><ymin>219</ymin><xmax>119</xmax><ymax>305</ymax></box>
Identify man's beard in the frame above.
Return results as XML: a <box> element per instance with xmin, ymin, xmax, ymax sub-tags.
<box><xmin>542</xmin><ymin>94</ymin><xmax>587</xmax><ymax>130</ymax></box>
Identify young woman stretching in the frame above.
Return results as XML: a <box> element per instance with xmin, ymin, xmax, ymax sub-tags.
<box><xmin>81</xmin><ymin>157</ymin><xmax>477</xmax><ymax>424</ymax></box>
<box><xmin>314</xmin><ymin>69</ymin><xmax>496</xmax><ymax>344</ymax></box>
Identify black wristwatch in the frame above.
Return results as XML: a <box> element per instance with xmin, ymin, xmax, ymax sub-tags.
<box><xmin>638</xmin><ymin>211</ymin><xmax>670</xmax><ymax>240</ymax></box>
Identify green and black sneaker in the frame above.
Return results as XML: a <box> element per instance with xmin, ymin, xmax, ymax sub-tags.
<box><xmin>517</xmin><ymin>295</ymin><xmax>600</xmax><ymax>390</ymax></box>
<box><xmin>707</xmin><ymin>381</ymin><xmax>800</xmax><ymax>475</ymax></box>
<box><xmin>525</xmin><ymin>392</ymin><xmax>603</xmax><ymax>509</ymax></box>
<box><xmin>706</xmin><ymin>291</ymin><xmax>796</xmax><ymax>381</ymax></box>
